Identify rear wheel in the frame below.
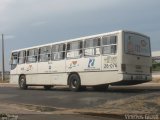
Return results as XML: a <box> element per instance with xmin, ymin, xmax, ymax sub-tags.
<box><xmin>93</xmin><ymin>84</ymin><xmax>109</xmax><ymax>91</ymax></box>
<box><xmin>44</xmin><ymin>85</ymin><xmax>53</xmax><ymax>90</ymax></box>
<box><xmin>19</xmin><ymin>75</ymin><xmax>28</xmax><ymax>90</ymax></box>
<box><xmin>69</xmin><ymin>74</ymin><xmax>81</xmax><ymax>92</ymax></box>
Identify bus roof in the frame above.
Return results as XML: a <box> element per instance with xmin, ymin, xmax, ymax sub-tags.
<box><xmin>11</xmin><ymin>30</ymin><xmax>149</xmax><ymax>52</ymax></box>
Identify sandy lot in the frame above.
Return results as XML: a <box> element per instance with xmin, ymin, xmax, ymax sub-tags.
<box><xmin>0</xmin><ymin>83</ymin><xmax>159</xmax><ymax>116</ymax></box>
<box><xmin>0</xmin><ymin>75</ymin><xmax>160</xmax><ymax>119</ymax></box>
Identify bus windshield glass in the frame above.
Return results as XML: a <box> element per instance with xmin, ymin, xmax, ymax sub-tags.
<box><xmin>124</xmin><ymin>32</ymin><xmax>150</xmax><ymax>57</ymax></box>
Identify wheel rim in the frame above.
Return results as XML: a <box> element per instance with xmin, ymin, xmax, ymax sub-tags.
<box><xmin>71</xmin><ymin>79</ymin><xmax>77</xmax><ymax>88</ymax></box>
<box><xmin>20</xmin><ymin>78</ymin><xmax>25</xmax><ymax>88</ymax></box>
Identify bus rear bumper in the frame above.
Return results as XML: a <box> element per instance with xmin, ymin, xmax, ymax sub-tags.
<box><xmin>110</xmin><ymin>79</ymin><xmax>151</xmax><ymax>86</ymax></box>
<box><xmin>111</xmin><ymin>74</ymin><xmax>152</xmax><ymax>86</ymax></box>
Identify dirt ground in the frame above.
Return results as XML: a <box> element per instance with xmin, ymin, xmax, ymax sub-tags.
<box><xmin>0</xmin><ymin>84</ymin><xmax>159</xmax><ymax>116</ymax></box>
<box><xmin>0</xmin><ymin>75</ymin><xmax>160</xmax><ymax>119</ymax></box>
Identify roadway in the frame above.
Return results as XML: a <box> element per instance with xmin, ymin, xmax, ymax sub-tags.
<box><xmin>0</xmin><ymin>84</ymin><xmax>160</xmax><ymax>120</ymax></box>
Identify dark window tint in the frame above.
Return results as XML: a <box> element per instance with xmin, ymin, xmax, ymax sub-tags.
<box><xmin>102</xmin><ymin>36</ymin><xmax>110</xmax><ymax>45</ymax></box>
<box><xmin>84</xmin><ymin>37</ymin><xmax>100</xmax><ymax>48</ymax></box>
<box><xmin>18</xmin><ymin>51</ymin><xmax>26</xmax><ymax>64</ymax></box>
<box><xmin>102</xmin><ymin>35</ymin><xmax>117</xmax><ymax>55</ymax></box>
<box><xmin>52</xmin><ymin>44</ymin><xmax>66</xmax><ymax>60</ymax></box>
<box><xmin>27</xmin><ymin>48</ymin><xmax>38</xmax><ymax>63</ymax></box>
<box><xmin>110</xmin><ymin>36</ymin><xmax>117</xmax><ymax>44</ymax></box>
<box><xmin>11</xmin><ymin>52</ymin><xmax>18</xmax><ymax>64</ymax></box>
<box><xmin>67</xmin><ymin>41</ymin><xmax>82</xmax><ymax>50</ymax></box>
<box><xmin>66</xmin><ymin>41</ymin><xmax>83</xmax><ymax>58</ymax></box>
<box><xmin>39</xmin><ymin>46</ymin><xmax>51</xmax><ymax>62</ymax></box>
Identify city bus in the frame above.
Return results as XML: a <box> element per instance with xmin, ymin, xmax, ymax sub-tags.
<box><xmin>10</xmin><ymin>30</ymin><xmax>152</xmax><ymax>91</ymax></box>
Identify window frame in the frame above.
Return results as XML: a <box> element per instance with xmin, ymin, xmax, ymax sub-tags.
<box><xmin>11</xmin><ymin>52</ymin><xmax>18</xmax><ymax>65</ymax></box>
<box><xmin>26</xmin><ymin>48</ymin><xmax>38</xmax><ymax>63</ymax></box>
<box><xmin>39</xmin><ymin>46</ymin><xmax>51</xmax><ymax>62</ymax></box>
<box><xmin>51</xmin><ymin>43</ymin><xmax>66</xmax><ymax>61</ymax></box>
<box><xmin>18</xmin><ymin>50</ymin><xmax>26</xmax><ymax>64</ymax></box>
<box><xmin>124</xmin><ymin>32</ymin><xmax>151</xmax><ymax>57</ymax></box>
<box><xmin>84</xmin><ymin>37</ymin><xmax>101</xmax><ymax>57</ymax></box>
<box><xmin>66</xmin><ymin>40</ymin><xmax>83</xmax><ymax>59</ymax></box>
<box><xmin>102</xmin><ymin>35</ymin><xmax>117</xmax><ymax>55</ymax></box>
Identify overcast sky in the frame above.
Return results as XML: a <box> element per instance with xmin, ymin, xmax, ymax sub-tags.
<box><xmin>0</xmin><ymin>0</ymin><xmax>160</xmax><ymax>70</ymax></box>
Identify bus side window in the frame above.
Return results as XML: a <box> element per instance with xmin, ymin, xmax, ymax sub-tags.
<box><xmin>66</xmin><ymin>41</ymin><xmax>83</xmax><ymax>59</ymax></box>
<box><xmin>39</xmin><ymin>46</ymin><xmax>51</xmax><ymax>62</ymax></box>
<box><xmin>18</xmin><ymin>50</ymin><xmax>26</xmax><ymax>64</ymax></box>
<box><xmin>11</xmin><ymin>52</ymin><xmax>18</xmax><ymax>65</ymax></box>
<box><xmin>52</xmin><ymin>44</ymin><xmax>66</xmax><ymax>60</ymax></box>
<box><xmin>102</xmin><ymin>35</ymin><xmax>117</xmax><ymax>55</ymax></box>
<box><xmin>84</xmin><ymin>37</ymin><xmax>100</xmax><ymax>56</ymax></box>
<box><xmin>26</xmin><ymin>48</ymin><xmax>38</xmax><ymax>63</ymax></box>
<box><xmin>10</xmin><ymin>52</ymin><xmax>18</xmax><ymax>70</ymax></box>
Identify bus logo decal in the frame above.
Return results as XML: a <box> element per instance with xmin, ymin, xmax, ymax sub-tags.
<box><xmin>26</xmin><ymin>65</ymin><xmax>33</xmax><ymax>71</ymax></box>
<box><xmin>103</xmin><ymin>56</ymin><xmax>117</xmax><ymax>69</ymax></box>
<box><xmin>88</xmin><ymin>58</ymin><xmax>95</xmax><ymax>68</ymax></box>
<box><xmin>68</xmin><ymin>61</ymin><xmax>79</xmax><ymax>69</ymax></box>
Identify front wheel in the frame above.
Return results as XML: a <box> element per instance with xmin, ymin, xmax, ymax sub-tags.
<box><xmin>19</xmin><ymin>75</ymin><xmax>28</xmax><ymax>90</ymax></box>
<box><xmin>69</xmin><ymin>74</ymin><xmax>81</xmax><ymax>92</ymax></box>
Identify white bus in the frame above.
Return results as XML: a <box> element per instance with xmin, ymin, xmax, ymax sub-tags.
<box><xmin>10</xmin><ymin>30</ymin><xmax>152</xmax><ymax>91</ymax></box>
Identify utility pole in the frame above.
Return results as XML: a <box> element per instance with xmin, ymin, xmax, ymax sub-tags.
<box><xmin>1</xmin><ymin>34</ymin><xmax>5</xmax><ymax>82</ymax></box>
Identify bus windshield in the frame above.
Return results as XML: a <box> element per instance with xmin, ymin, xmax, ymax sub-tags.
<box><xmin>124</xmin><ymin>32</ymin><xmax>150</xmax><ymax>57</ymax></box>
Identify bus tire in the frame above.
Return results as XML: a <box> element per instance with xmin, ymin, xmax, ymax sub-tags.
<box><xmin>93</xmin><ymin>84</ymin><xmax>109</xmax><ymax>91</ymax></box>
<box><xmin>44</xmin><ymin>85</ymin><xmax>53</xmax><ymax>90</ymax></box>
<box><xmin>19</xmin><ymin>75</ymin><xmax>28</xmax><ymax>90</ymax></box>
<box><xmin>69</xmin><ymin>74</ymin><xmax>81</xmax><ymax>92</ymax></box>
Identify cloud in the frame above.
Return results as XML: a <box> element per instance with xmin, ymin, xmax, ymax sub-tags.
<box><xmin>0</xmin><ymin>0</ymin><xmax>160</xmax><ymax>70</ymax></box>
<box><xmin>31</xmin><ymin>21</ymin><xmax>48</xmax><ymax>27</ymax></box>
<box><xmin>0</xmin><ymin>0</ymin><xmax>12</xmax><ymax>12</ymax></box>
<box><xmin>4</xmin><ymin>35</ymin><xmax>15</xmax><ymax>40</ymax></box>
<box><xmin>1</xmin><ymin>0</ymin><xmax>112</xmax><ymax>32</ymax></box>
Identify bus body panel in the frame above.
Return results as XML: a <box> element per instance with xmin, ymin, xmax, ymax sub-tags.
<box><xmin>66</xmin><ymin>57</ymin><xmax>101</xmax><ymax>72</ymax></box>
<box><xmin>26</xmin><ymin>74</ymin><xmax>50</xmax><ymax>85</ymax></box>
<box><xmin>24</xmin><ymin>74</ymin><xmax>51</xmax><ymax>85</ymax></box>
<box><xmin>22</xmin><ymin>63</ymin><xmax>38</xmax><ymax>74</ymax></box>
<box><xmin>83</xmin><ymin>57</ymin><xmax>101</xmax><ymax>71</ymax></box>
<box><xmin>9</xmin><ymin>30</ymin><xmax>152</xmax><ymax>87</ymax></box>
<box><xmin>51</xmin><ymin>60</ymin><xmax>66</xmax><ymax>73</ymax></box>
<box><xmin>23</xmin><ymin>73</ymin><xmax>68</xmax><ymax>85</ymax></box>
<box><xmin>121</xmin><ymin>31</ymin><xmax>152</xmax><ymax>82</ymax></box>
<box><xmin>123</xmin><ymin>54</ymin><xmax>151</xmax><ymax>74</ymax></box>
<box><xmin>101</xmin><ymin>55</ymin><xmax>118</xmax><ymax>71</ymax></box>
<box><xmin>38</xmin><ymin>62</ymin><xmax>51</xmax><ymax>73</ymax></box>
<box><xmin>66</xmin><ymin>58</ymin><xmax>85</xmax><ymax>72</ymax></box>
<box><xmin>80</xmin><ymin>71</ymin><xmax>121</xmax><ymax>85</ymax></box>
<box><xmin>10</xmin><ymin>74</ymin><xmax>19</xmax><ymax>84</ymax></box>
<box><xmin>50</xmin><ymin>73</ymin><xmax>68</xmax><ymax>85</ymax></box>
